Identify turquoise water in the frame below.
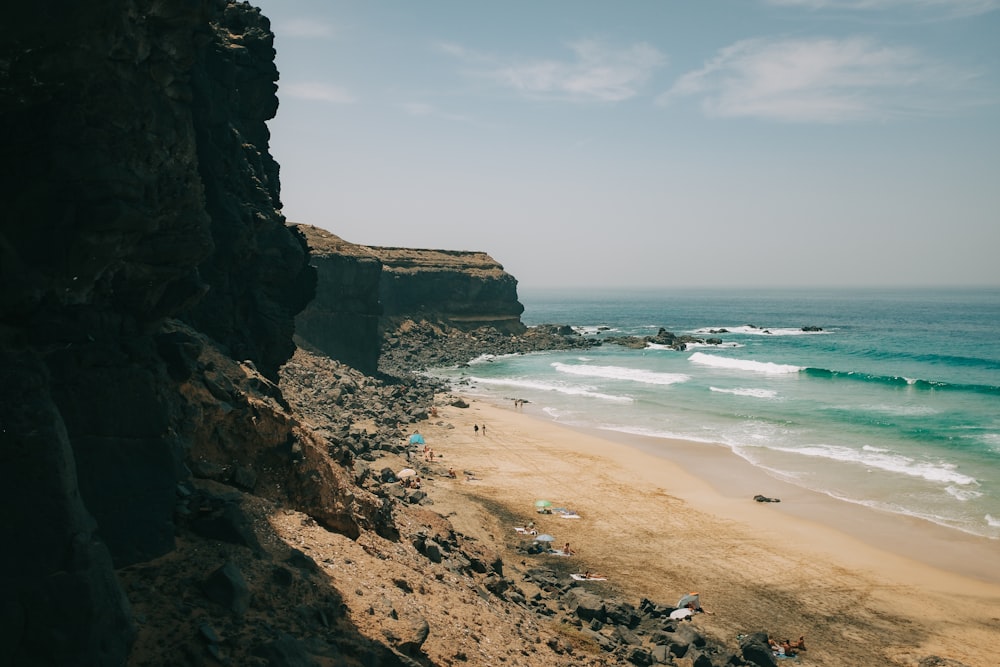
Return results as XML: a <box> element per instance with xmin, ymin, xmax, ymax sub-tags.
<box><xmin>427</xmin><ymin>287</ymin><xmax>1000</xmax><ymax>540</ymax></box>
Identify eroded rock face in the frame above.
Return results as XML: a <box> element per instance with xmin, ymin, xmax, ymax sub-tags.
<box><xmin>292</xmin><ymin>223</ymin><xmax>528</xmax><ymax>373</ymax></box>
<box><xmin>366</xmin><ymin>244</ymin><xmax>526</xmax><ymax>335</ymax></box>
<box><xmin>0</xmin><ymin>1</ymin><xmax>316</xmax><ymax>663</ymax></box>
<box><xmin>180</xmin><ymin>3</ymin><xmax>316</xmax><ymax>381</ymax></box>
<box><xmin>292</xmin><ymin>225</ymin><xmax>384</xmax><ymax>374</ymax></box>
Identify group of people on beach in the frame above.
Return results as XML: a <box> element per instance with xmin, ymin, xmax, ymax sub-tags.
<box><xmin>769</xmin><ymin>636</ymin><xmax>807</xmax><ymax>657</ymax></box>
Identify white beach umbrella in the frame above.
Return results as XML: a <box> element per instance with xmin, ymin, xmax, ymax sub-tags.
<box><xmin>676</xmin><ymin>593</ymin><xmax>701</xmax><ymax>609</ymax></box>
<box><xmin>397</xmin><ymin>468</ymin><xmax>417</xmax><ymax>479</ymax></box>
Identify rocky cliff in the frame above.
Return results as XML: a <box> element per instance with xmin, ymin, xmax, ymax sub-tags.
<box><xmin>291</xmin><ymin>225</ymin><xmax>384</xmax><ymax>374</ymax></box>
<box><xmin>366</xmin><ymin>244</ymin><xmax>526</xmax><ymax>335</ymax></box>
<box><xmin>0</xmin><ymin>2</ymin><xmax>315</xmax><ymax>664</ymax></box>
<box><xmin>292</xmin><ymin>223</ymin><xmax>527</xmax><ymax>373</ymax></box>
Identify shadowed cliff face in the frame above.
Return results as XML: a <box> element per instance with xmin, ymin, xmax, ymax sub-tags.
<box><xmin>292</xmin><ymin>224</ymin><xmax>527</xmax><ymax>373</ymax></box>
<box><xmin>0</xmin><ymin>1</ymin><xmax>315</xmax><ymax>664</ymax></box>
<box><xmin>181</xmin><ymin>4</ymin><xmax>316</xmax><ymax>380</ymax></box>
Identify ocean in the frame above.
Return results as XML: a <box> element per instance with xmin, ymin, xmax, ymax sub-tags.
<box><xmin>425</xmin><ymin>287</ymin><xmax>1000</xmax><ymax>541</ymax></box>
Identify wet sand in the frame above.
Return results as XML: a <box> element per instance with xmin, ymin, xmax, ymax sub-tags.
<box><xmin>418</xmin><ymin>395</ymin><xmax>1000</xmax><ymax>667</ymax></box>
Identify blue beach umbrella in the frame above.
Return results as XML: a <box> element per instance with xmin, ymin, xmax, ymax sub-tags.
<box><xmin>409</xmin><ymin>433</ymin><xmax>425</xmax><ymax>445</ymax></box>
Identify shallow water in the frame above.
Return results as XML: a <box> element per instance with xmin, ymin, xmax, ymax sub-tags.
<box><xmin>426</xmin><ymin>287</ymin><xmax>1000</xmax><ymax>540</ymax></box>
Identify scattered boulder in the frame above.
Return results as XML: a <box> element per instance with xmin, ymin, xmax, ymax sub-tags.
<box><xmin>201</xmin><ymin>561</ymin><xmax>250</xmax><ymax>615</ymax></box>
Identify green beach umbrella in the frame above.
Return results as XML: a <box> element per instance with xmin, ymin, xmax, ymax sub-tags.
<box><xmin>534</xmin><ymin>499</ymin><xmax>552</xmax><ymax>508</ymax></box>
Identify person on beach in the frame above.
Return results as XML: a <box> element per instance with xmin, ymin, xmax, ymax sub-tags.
<box><xmin>563</xmin><ymin>542</ymin><xmax>574</xmax><ymax>555</ymax></box>
<box><xmin>474</xmin><ymin>424</ymin><xmax>479</xmax><ymax>435</ymax></box>
<box><xmin>782</xmin><ymin>637</ymin><xmax>806</xmax><ymax>653</ymax></box>
<box><xmin>482</xmin><ymin>424</ymin><xmax>487</xmax><ymax>435</ymax></box>
<box><xmin>448</xmin><ymin>467</ymin><xmax>457</xmax><ymax>478</ymax></box>
<box><xmin>768</xmin><ymin>636</ymin><xmax>805</xmax><ymax>657</ymax></box>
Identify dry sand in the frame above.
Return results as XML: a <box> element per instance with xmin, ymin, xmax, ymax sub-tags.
<box><xmin>414</xmin><ymin>395</ymin><xmax>1000</xmax><ymax>667</ymax></box>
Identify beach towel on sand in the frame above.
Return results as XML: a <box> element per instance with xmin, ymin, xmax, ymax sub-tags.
<box><xmin>570</xmin><ymin>574</ymin><xmax>607</xmax><ymax>581</ymax></box>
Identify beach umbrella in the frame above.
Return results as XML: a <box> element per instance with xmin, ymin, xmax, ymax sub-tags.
<box><xmin>669</xmin><ymin>608</ymin><xmax>695</xmax><ymax>620</ymax></box>
<box><xmin>534</xmin><ymin>499</ymin><xmax>552</xmax><ymax>508</ymax></box>
<box><xmin>676</xmin><ymin>593</ymin><xmax>701</xmax><ymax>610</ymax></box>
<box><xmin>409</xmin><ymin>433</ymin><xmax>425</xmax><ymax>445</ymax></box>
<box><xmin>534</xmin><ymin>534</ymin><xmax>555</xmax><ymax>542</ymax></box>
<box><xmin>397</xmin><ymin>468</ymin><xmax>417</xmax><ymax>479</ymax></box>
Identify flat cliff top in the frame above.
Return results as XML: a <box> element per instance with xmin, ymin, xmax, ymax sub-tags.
<box><xmin>293</xmin><ymin>223</ymin><xmax>506</xmax><ymax>276</ymax></box>
<box><xmin>292</xmin><ymin>223</ymin><xmax>375</xmax><ymax>258</ymax></box>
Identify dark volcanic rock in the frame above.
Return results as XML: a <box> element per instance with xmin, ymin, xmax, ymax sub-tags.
<box><xmin>364</xmin><ymin>244</ymin><xmax>527</xmax><ymax>335</ymax></box>
<box><xmin>293</xmin><ymin>225</ymin><xmax>383</xmax><ymax>374</ymax></box>
<box><xmin>0</xmin><ymin>350</ymin><xmax>135</xmax><ymax>666</ymax></box>
<box><xmin>0</xmin><ymin>2</ymin><xmax>314</xmax><ymax>663</ymax></box>
<box><xmin>180</xmin><ymin>7</ymin><xmax>316</xmax><ymax>381</ymax></box>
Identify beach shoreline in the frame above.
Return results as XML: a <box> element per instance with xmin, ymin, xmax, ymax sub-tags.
<box><xmin>417</xmin><ymin>392</ymin><xmax>1000</xmax><ymax>667</ymax></box>
<box><xmin>556</xmin><ymin>409</ymin><xmax>1000</xmax><ymax>588</ymax></box>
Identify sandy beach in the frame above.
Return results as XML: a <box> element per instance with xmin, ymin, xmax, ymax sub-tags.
<box><xmin>411</xmin><ymin>394</ymin><xmax>1000</xmax><ymax>667</ymax></box>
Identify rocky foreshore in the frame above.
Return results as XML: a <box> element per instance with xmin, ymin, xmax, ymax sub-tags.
<box><xmin>110</xmin><ymin>319</ymin><xmax>802</xmax><ymax>667</ymax></box>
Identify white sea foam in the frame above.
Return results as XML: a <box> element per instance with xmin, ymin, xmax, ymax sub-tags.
<box><xmin>981</xmin><ymin>432</ymin><xmax>1000</xmax><ymax>454</ymax></box>
<box><xmin>466</xmin><ymin>352</ymin><xmax>526</xmax><ymax>365</ymax></box>
<box><xmin>684</xmin><ymin>341</ymin><xmax>743</xmax><ymax>349</ymax></box>
<box><xmin>688</xmin><ymin>352</ymin><xmax>802</xmax><ymax>375</ymax></box>
<box><xmin>945</xmin><ymin>485</ymin><xmax>983</xmax><ymax>501</ymax></box>
<box><xmin>461</xmin><ymin>375</ymin><xmax>633</xmax><ymax>403</ymax></box>
<box><xmin>574</xmin><ymin>325</ymin><xmax>618</xmax><ymax>336</ymax></box>
<box><xmin>779</xmin><ymin>444</ymin><xmax>978</xmax><ymax>486</ymax></box>
<box><xmin>986</xmin><ymin>514</ymin><xmax>1000</xmax><ymax>528</ymax></box>
<box><xmin>863</xmin><ymin>404</ymin><xmax>939</xmax><ymax>417</ymax></box>
<box><xmin>551</xmin><ymin>362</ymin><xmax>690</xmax><ymax>386</ymax></box>
<box><xmin>692</xmin><ymin>325</ymin><xmax>830</xmax><ymax>336</ymax></box>
<box><xmin>709</xmin><ymin>386</ymin><xmax>778</xmax><ymax>399</ymax></box>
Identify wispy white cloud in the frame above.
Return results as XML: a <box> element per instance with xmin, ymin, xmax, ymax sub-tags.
<box><xmin>764</xmin><ymin>0</ymin><xmax>1000</xmax><ymax>19</ymax></box>
<box><xmin>658</xmin><ymin>36</ymin><xmax>982</xmax><ymax>123</ymax></box>
<box><xmin>281</xmin><ymin>82</ymin><xmax>357</xmax><ymax>104</ymax></box>
<box><xmin>273</xmin><ymin>18</ymin><xmax>337</xmax><ymax>39</ymax></box>
<box><xmin>441</xmin><ymin>40</ymin><xmax>667</xmax><ymax>103</ymax></box>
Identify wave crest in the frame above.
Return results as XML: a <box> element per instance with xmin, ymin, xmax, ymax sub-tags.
<box><xmin>551</xmin><ymin>362</ymin><xmax>690</xmax><ymax>386</ymax></box>
<box><xmin>689</xmin><ymin>352</ymin><xmax>803</xmax><ymax>375</ymax></box>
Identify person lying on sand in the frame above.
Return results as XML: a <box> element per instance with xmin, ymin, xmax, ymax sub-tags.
<box><xmin>768</xmin><ymin>636</ymin><xmax>806</xmax><ymax>656</ymax></box>
<box><xmin>783</xmin><ymin>637</ymin><xmax>806</xmax><ymax>653</ymax></box>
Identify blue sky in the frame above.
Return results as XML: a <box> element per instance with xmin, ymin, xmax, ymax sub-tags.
<box><xmin>256</xmin><ymin>0</ymin><xmax>1000</xmax><ymax>288</ymax></box>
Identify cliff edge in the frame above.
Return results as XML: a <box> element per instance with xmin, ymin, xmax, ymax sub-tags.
<box><xmin>292</xmin><ymin>223</ymin><xmax>527</xmax><ymax>373</ymax></box>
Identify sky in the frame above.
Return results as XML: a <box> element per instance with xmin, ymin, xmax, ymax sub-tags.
<box><xmin>255</xmin><ymin>0</ymin><xmax>1000</xmax><ymax>289</ymax></box>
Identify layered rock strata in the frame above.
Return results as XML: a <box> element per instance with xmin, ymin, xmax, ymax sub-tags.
<box><xmin>293</xmin><ymin>223</ymin><xmax>529</xmax><ymax>371</ymax></box>
<box><xmin>366</xmin><ymin>244</ymin><xmax>526</xmax><ymax>335</ymax></box>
